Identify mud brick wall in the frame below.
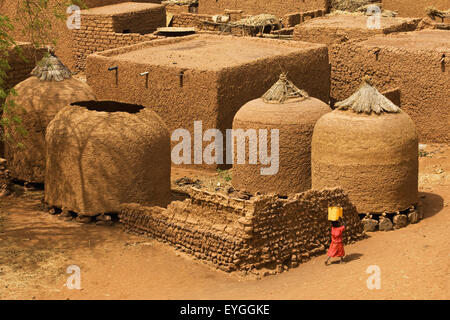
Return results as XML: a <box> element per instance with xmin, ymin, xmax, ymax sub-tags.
<box><xmin>73</xmin><ymin>10</ymin><xmax>164</xmax><ymax>71</ymax></box>
<box><xmin>331</xmin><ymin>30</ymin><xmax>450</xmax><ymax>143</ymax></box>
<box><xmin>164</xmin><ymin>2</ymin><xmax>193</xmax><ymax>14</ymax></box>
<box><xmin>120</xmin><ymin>188</ymin><xmax>364</xmax><ymax>273</ymax></box>
<box><xmin>198</xmin><ymin>0</ymin><xmax>329</xmax><ymax>17</ymax></box>
<box><xmin>108</xmin><ymin>6</ymin><xmax>166</xmax><ymax>34</ymax></box>
<box><xmin>282</xmin><ymin>9</ymin><xmax>326</xmax><ymax>27</ymax></box>
<box><xmin>0</xmin><ymin>1</ymin><xmax>162</xmax><ymax>72</ymax></box>
<box><xmin>3</xmin><ymin>43</ymin><xmax>46</xmax><ymax>91</ymax></box>
<box><xmin>171</xmin><ymin>13</ymin><xmax>219</xmax><ymax>30</ymax></box>
<box><xmin>383</xmin><ymin>0</ymin><xmax>450</xmax><ymax>18</ymax></box>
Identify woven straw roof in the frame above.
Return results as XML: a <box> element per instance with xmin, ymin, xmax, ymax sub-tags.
<box><xmin>335</xmin><ymin>77</ymin><xmax>400</xmax><ymax>114</ymax></box>
<box><xmin>261</xmin><ymin>73</ymin><xmax>309</xmax><ymax>104</ymax></box>
<box><xmin>31</xmin><ymin>54</ymin><xmax>72</xmax><ymax>82</ymax></box>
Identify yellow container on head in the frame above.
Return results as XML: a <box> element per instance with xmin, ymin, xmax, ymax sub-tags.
<box><xmin>328</xmin><ymin>206</ymin><xmax>343</xmax><ymax>221</ymax></box>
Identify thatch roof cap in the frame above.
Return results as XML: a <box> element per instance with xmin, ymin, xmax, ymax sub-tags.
<box><xmin>261</xmin><ymin>73</ymin><xmax>309</xmax><ymax>104</ymax></box>
<box><xmin>31</xmin><ymin>54</ymin><xmax>72</xmax><ymax>82</ymax></box>
<box><xmin>335</xmin><ymin>77</ymin><xmax>400</xmax><ymax>114</ymax></box>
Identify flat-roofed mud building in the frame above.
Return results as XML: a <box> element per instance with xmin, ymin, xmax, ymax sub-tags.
<box><xmin>331</xmin><ymin>30</ymin><xmax>450</xmax><ymax>143</ymax></box>
<box><xmin>383</xmin><ymin>0</ymin><xmax>450</xmax><ymax>18</ymax></box>
<box><xmin>86</xmin><ymin>35</ymin><xmax>331</xmax><ymax>169</ymax></box>
<box><xmin>74</xmin><ymin>2</ymin><xmax>166</xmax><ymax>70</ymax></box>
<box><xmin>293</xmin><ymin>15</ymin><xmax>420</xmax><ymax>46</ymax></box>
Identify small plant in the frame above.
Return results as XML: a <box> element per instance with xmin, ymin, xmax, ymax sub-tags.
<box><xmin>0</xmin><ymin>15</ymin><xmax>28</xmax><ymax>149</ymax></box>
<box><xmin>1</xmin><ymin>1</ymin><xmax>87</xmax><ymax>147</ymax></box>
<box><xmin>217</xmin><ymin>168</ymin><xmax>232</xmax><ymax>182</ymax></box>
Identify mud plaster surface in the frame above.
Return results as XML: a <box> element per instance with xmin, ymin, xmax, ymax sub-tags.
<box><xmin>81</xmin><ymin>2</ymin><xmax>163</xmax><ymax>15</ymax></box>
<box><xmin>112</xmin><ymin>37</ymin><xmax>303</xmax><ymax>71</ymax></box>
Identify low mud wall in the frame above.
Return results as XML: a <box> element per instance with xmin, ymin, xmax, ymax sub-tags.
<box><xmin>120</xmin><ymin>187</ymin><xmax>364</xmax><ymax>274</ymax></box>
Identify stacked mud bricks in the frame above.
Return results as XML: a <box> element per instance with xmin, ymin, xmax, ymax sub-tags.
<box><xmin>3</xmin><ymin>43</ymin><xmax>46</xmax><ymax>91</ymax></box>
<box><xmin>73</xmin><ymin>2</ymin><xmax>166</xmax><ymax>71</ymax></box>
<box><xmin>171</xmin><ymin>13</ymin><xmax>220</xmax><ymax>30</ymax></box>
<box><xmin>121</xmin><ymin>188</ymin><xmax>364</xmax><ymax>273</ymax></box>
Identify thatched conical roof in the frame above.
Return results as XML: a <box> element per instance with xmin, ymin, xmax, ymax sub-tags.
<box><xmin>262</xmin><ymin>73</ymin><xmax>309</xmax><ymax>104</ymax></box>
<box><xmin>31</xmin><ymin>54</ymin><xmax>72</xmax><ymax>82</ymax></box>
<box><xmin>335</xmin><ymin>77</ymin><xmax>400</xmax><ymax>114</ymax></box>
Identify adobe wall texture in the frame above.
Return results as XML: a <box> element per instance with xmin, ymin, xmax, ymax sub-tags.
<box><xmin>169</xmin><ymin>9</ymin><xmax>326</xmax><ymax>30</ymax></box>
<box><xmin>331</xmin><ymin>30</ymin><xmax>450</xmax><ymax>143</ymax></box>
<box><xmin>383</xmin><ymin>0</ymin><xmax>450</xmax><ymax>18</ymax></box>
<box><xmin>0</xmin><ymin>1</ymin><xmax>163</xmax><ymax>71</ymax></box>
<box><xmin>86</xmin><ymin>35</ymin><xmax>330</xmax><ymax>169</ymax></box>
<box><xmin>293</xmin><ymin>15</ymin><xmax>420</xmax><ymax>46</ymax></box>
<box><xmin>120</xmin><ymin>187</ymin><xmax>365</xmax><ymax>274</ymax></box>
<box><xmin>73</xmin><ymin>4</ymin><xmax>166</xmax><ymax>71</ymax></box>
<box><xmin>45</xmin><ymin>102</ymin><xmax>171</xmax><ymax>216</ymax></box>
<box><xmin>197</xmin><ymin>0</ymin><xmax>329</xmax><ymax>17</ymax></box>
<box><xmin>3</xmin><ymin>43</ymin><xmax>46</xmax><ymax>91</ymax></box>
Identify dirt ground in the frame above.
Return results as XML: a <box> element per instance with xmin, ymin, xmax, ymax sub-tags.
<box><xmin>0</xmin><ymin>144</ymin><xmax>449</xmax><ymax>300</ymax></box>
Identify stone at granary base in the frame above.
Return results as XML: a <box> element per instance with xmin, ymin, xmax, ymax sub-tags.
<box><xmin>393</xmin><ymin>214</ymin><xmax>408</xmax><ymax>229</ymax></box>
<box><xmin>362</xmin><ymin>217</ymin><xmax>378</xmax><ymax>232</ymax></box>
<box><xmin>378</xmin><ymin>216</ymin><xmax>394</xmax><ymax>231</ymax></box>
<box><xmin>408</xmin><ymin>211</ymin><xmax>420</xmax><ymax>224</ymax></box>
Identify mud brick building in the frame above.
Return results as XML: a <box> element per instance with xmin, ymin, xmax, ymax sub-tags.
<box><xmin>331</xmin><ymin>30</ymin><xmax>450</xmax><ymax>143</ymax></box>
<box><xmin>293</xmin><ymin>15</ymin><xmax>420</xmax><ymax>46</ymax></box>
<box><xmin>120</xmin><ymin>187</ymin><xmax>365</xmax><ymax>273</ymax></box>
<box><xmin>197</xmin><ymin>0</ymin><xmax>330</xmax><ymax>17</ymax></box>
<box><xmin>73</xmin><ymin>2</ymin><xmax>166</xmax><ymax>71</ymax></box>
<box><xmin>383</xmin><ymin>0</ymin><xmax>450</xmax><ymax>18</ymax></box>
<box><xmin>0</xmin><ymin>1</ymin><xmax>164</xmax><ymax>71</ymax></box>
<box><xmin>86</xmin><ymin>35</ymin><xmax>331</xmax><ymax>169</ymax></box>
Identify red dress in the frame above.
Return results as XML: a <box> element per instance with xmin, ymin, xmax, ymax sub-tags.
<box><xmin>327</xmin><ymin>225</ymin><xmax>345</xmax><ymax>257</ymax></box>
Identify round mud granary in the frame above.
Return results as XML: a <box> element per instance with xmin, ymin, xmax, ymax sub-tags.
<box><xmin>311</xmin><ymin>78</ymin><xmax>418</xmax><ymax>213</ymax></box>
<box><xmin>232</xmin><ymin>74</ymin><xmax>330</xmax><ymax>196</ymax></box>
<box><xmin>3</xmin><ymin>55</ymin><xmax>96</xmax><ymax>183</ymax></box>
<box><xmin>44</xmin><ymin>101</ymin><xmax>171</xmax><ymax>216</ymax></box>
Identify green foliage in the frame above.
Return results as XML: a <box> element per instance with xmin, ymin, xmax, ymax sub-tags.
<box><xmin>0</xmin><ymin>14</ymin><xmax>26</xmax><ymax>148</ymax></box>
<box><xmin>217</xmin><ymin>168</ymin><xmax>232</xmax><ymax>182</ymax></box>
<box><xmin>1</xmin><ymin>1</ymin><xmax>86</xmax><ymax>147</ymax></box>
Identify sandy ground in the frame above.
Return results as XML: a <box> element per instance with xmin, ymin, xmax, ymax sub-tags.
<box><xmin>0</xmin><ymin>144</ymin><xmax>449</xmax><ymax>300</ymax></box>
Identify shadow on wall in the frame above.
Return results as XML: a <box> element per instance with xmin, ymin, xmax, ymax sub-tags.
<box><xmin>419</xmin><ymin>192</ymin><xmax>444</xmax><ymax>220</ymax></box>
<box><xmin>45</xmin><ymin>101</ymin><xmax>171</xmax><ymax>216</ymax></box>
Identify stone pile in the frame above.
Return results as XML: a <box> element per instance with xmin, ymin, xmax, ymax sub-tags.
<box><xmin>361</xmin><ymin>205</ymin><xmax>423</xmax><ymax>232</ymax></box>
<box><xmin>43</xmin><ymin>203</ymin><xmax>117</xmax><ymax>226</ymax></box>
